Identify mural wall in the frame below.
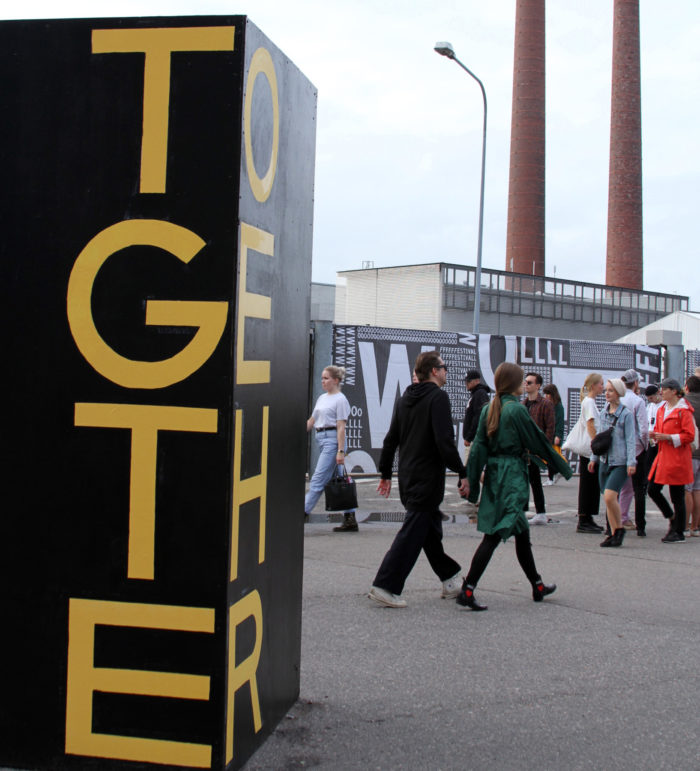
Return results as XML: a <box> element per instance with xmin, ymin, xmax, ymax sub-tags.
<box><xmin>333</xmin><ymin>326</ymin><xmax>661</xmax><ymax>472</ymax></box>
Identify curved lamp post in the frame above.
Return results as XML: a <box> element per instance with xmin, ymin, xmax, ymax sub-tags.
<box><xmin>434</xmin><ymin>41</ymin><xmax>487</xmax><ymax>335</ymax></box>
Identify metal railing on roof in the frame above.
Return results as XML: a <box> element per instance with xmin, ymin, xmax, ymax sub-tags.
<box><xmin>442</xmin><ymin>263</ymin><xmax>688</xmax><ymax>328</ymax></box>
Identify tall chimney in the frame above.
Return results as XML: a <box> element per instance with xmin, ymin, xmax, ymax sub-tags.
<box><xmin>606</xmin><ymin>0</ymin><xmax>643</xmax><ymax>289</ymax></box>
<box><xmin>506</xmin><ymin>0</ymin><xmax>546</xmax><ymax>277</ymax></box>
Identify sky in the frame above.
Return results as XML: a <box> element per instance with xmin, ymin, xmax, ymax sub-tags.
<box><xmin>6</xmin><ymin>1</ymin><xmax>700</xmax><ymax>310</ymax></box>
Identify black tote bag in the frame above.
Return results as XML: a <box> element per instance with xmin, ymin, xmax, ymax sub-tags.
<box><xmin>324</xmin><ymin>465</ymin><xmax>358</xmax><ymax>511</ymax></box>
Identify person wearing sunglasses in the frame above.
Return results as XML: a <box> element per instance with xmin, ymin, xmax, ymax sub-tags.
<box><xmin>369</xmin><ymin>351</ymin><xmax>467</xmax><ymax>608</ymax></box>
<box><xmin>522</xmin><ymin>372</ymin><xmax>555</xmax><ymax>525</ymax></box>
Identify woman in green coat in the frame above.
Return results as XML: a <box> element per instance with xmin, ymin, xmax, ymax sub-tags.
<box><xmin>456</xmin><ymin>362</ymin><xmax>572</xmax><ymax>611</ymax></box>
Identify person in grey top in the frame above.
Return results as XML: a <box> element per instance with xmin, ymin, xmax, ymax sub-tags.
<box><xmin>618</xmin><ymin>369</ymin><xmax>650</xmax><ymax>535</ymax></box>
<box><xmin>589</xmin><ymin>378</ymin><xmax>637</xmax><ymax>548</ymax></box>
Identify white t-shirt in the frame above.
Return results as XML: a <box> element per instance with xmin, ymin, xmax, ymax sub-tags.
<box><xmin>580</xmin><ymin>396</ymin><xmax>599</xmax><ymax>431</ymax></box>
<box><xmin>312</xmin><ymin>391</ymin><xmax>351</xmax><ymax>428</ymax></box>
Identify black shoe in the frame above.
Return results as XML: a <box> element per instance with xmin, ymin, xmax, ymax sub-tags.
<box><xmin>637</xmin><ymin>529</ymin><xmax>646</xmax><ymax>537</ymax></box>
<box><xmin>456</xmin><ymin>582</ymin><xmax>487</xmax><ymax>611</ymax></box>
<box><xmin>577</xmin><ymin>519</ymin><xmax>603</xmax><ymax>533</ymax></box>
<box><xmin>333</xmin><ymin>513</ymin><xmax>358</xmax><ymax>532</ymax></box>
<box><xmin>662</xmin><ymin>531</ymin><xmax>685</xmax><ymax>543</ymax></box>
<box><xmin>600</xmin><ymin>534</ymin><xmax>614</xmax><ymax>547</ymax></box>
<box><xmin>532</xmin><ymin>581</ymin><xmax>556</xmax><ymax>602</ymax></box>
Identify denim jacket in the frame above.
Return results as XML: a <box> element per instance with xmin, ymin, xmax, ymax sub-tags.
<box><xmin>591</xmin><ymin>403</ymin><xmax>637</xmax><ymax>468</ymax></box>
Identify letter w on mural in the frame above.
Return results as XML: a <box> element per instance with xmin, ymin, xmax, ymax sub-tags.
<box><xmin>358</xmin><ymin>342</ymin><xmax>414</xmax><ymax>448</ymax></box>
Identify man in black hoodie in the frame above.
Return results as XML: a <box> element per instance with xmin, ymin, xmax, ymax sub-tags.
<box><xmin>463</xmin><ymin>369</ymin><xmax>491</xmax><ymax>450</ymax></box>
<box><xmin>368</xmin><ymin>351</ymin><xmax>468</xmax><ymax>608</ymax></box>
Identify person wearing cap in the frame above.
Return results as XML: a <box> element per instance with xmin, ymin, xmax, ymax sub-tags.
<box><xmin>648</xmin><ymin>377</ymin><xmax>696</xmax><ymax>543</ymax></box>
<box><xmin>683</xmin><ymin>376</ymin><xmax>700</xmax><ymax>535</ymax></box>
<box><xmin>618</xmin><ymin>369</ymin><xmax>650</xmax><ymax>536</ymax></box>
<box><xmin>588</xmin><ymin>379</ymin><xmax>637</xmax><ymax>547</ymax></box>
<box><xmin>462</xmin><ymin>369</ymin><xmax>491</xmax><ymax>456</ymax></box>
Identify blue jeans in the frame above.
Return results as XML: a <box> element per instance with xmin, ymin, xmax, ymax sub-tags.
<box><xmin>305</xmin><ymin>429</ymin><xmax>355</xmax><ymax>514</ymax></box>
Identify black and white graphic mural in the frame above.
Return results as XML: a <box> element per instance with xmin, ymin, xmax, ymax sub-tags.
<box><xmin>333</xmin><ymin>326</ymin><xmax>662</xmax><ymax>473</ymax></box>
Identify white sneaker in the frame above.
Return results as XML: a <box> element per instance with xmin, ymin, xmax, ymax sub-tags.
<box><xmin>368</xmin><ymin>586</ymin><xmax>407</xmax><ymax>608</ymax></box>
<box><xmin>528</xmin><ymin>513</ymin><xmax>548</xmax><ymax>526</ymax></box>
<box><xmin>441</xmin><ymin>572</ymin><xmax>462</xmax><ymax>599</ymax></box>
<box><xmin>542</xmin><ymin>479</ymin><xmax>554</xmax><ymax>486</ymax></box>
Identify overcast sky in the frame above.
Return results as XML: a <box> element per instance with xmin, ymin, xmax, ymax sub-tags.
<box><xmin>6</xmin><ymin>1</ymin><xmax>700</xmax><ymax>310</ymax></box>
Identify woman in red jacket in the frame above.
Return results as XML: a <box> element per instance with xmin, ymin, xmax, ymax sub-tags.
<box><xmin>648</xmin><ymin>377</ymin><xmax>696</xmax><ymax>543</ymax></box>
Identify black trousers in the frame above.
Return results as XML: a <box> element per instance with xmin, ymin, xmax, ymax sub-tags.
<box><xmin>577</xmin><ymin>455</ymin><xmax>600</xmax><ymax>518</ymax></box>
<box><xmin>373</xmin><ymin>509</ymin><xmax>461</xmax><ymax>595</ymax></box>
<box><xmin>465</xmin><ymin>530</ymin><xmax>540</xmax><ymax>588</ymax></box>
<box><xmin>524</xmin><ymin>460</ymin><xmax>546</xmax><ymax>514</ymax></box>
<box><xmin>648</xmin><ymin>480</ymin><xmax>686</xmax><ymax>536</ymax></box>
<box><xmin>631</xmin><ymin>449</ymin><xmax>648</xmax><ymax>531</ymax></box>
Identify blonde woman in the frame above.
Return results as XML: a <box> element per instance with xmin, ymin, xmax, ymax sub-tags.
<box><xmin>456</xmin><ymin>362</ymin><xmax>572</xmax><ymax>611</ymax></box>
<box><xmin>305</xmin><ymin>365</ymin><xmax>357</xmax><ymax>531</ymax></box>
<box><xmin>588</xmin><ymin>379</ymin><xmax>636</xmax><ymax>547</ymax></box>
<box><xmin>575</xmin><ymin>373</ymin><xmax>605</xmax><ymax>533</ymax></box>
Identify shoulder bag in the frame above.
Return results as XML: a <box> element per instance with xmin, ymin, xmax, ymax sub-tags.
<box><xmin>562</xmin><ymin>414</ymin><xmax>591</xmax><ymax>457</ymax></box>
<box><xmin>591</xmin><ymin>412</ymin><xmax>620</xmax><ymax>457</ymax></box>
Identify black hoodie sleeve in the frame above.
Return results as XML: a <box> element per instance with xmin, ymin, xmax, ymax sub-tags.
<box><xmin>431</xmin><ymin>390</ymin><xmax>467</xmax><ymax>477</ymax></box>
<box><xmin>465</xmin><ymin>387</ymin><xmax>490</xmax><ymax>442</ymax></box>
<box><xmin>378</xmin><ymin>403</ymin><xmax>400</xmax><ymax>480</ymax></box>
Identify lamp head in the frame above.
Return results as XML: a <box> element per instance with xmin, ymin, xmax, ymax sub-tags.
<box><xmin>434</xmin><ymin>41</ymin><xmax>456</xmax><ymax>59</ymax></box>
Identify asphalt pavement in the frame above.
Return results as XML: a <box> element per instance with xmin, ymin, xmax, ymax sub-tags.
<box><xmin>245</xmin><ymin>475</ymin><xmax>700</xmax><ymax>770</ymax></box>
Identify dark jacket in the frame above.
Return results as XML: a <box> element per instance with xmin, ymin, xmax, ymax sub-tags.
<box><xmin>553</xmin><ymin>401</ymin><xmax>565</xmax><ymax>441</ymax></box>
<box><xmin>463</xmin><ymin>382</ymin><xmax>491</xmax><ymax>443</ymax></box>
<box><xmin>379</xmin><ymin>381</ymin><xmax>466</xmax><ymax>510</ymax></box>
<box><xmin>524</xmin><ymin>393</ymin><xmax>555</xmax><ymax>443</ymax></box>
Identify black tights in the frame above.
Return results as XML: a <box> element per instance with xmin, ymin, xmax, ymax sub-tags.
<box><xmin>465</xmin><ymin>530</ymin><xmax>540</xmax><ymax>588</ymax></box>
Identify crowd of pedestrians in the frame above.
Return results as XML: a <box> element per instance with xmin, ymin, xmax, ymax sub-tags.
<box><xmin>304</xmin><ymin>355</ymin><xmax>700</xmax><ymax>610</ymax></box>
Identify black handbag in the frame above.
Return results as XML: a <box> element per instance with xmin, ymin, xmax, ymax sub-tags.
<box><xmin>590</xmin><ymin>413</ymin><xmax>619</xmax><ymax>456</ymax></box>
<box><xmin>324</xmin><ymin>465</ymin><xmax>358</xmax><ymax>511</ymax></box>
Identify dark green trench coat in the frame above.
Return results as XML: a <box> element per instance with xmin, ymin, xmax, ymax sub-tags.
<box><xmin>467</xmin><ymin>394</ymin><xmax>573</xmax><ymax>540</ymax></box>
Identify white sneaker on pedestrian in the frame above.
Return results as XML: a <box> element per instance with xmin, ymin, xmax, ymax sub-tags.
<box><xmin>441</xmin><ymin>572</ymin><xmax>462</xmax><ymax>599</ymax></box>
<box><xmin>542</xmin><ymin>479</ymin><xmax>554</xmax><ymax>486</ymax></box>
<box><xmin>528</xmin><ymin>513</ymin><xmax>548</xmax><ymax>526</ymax></box>
<box><xmin>368</xmin><ymin>586</ymin><xmax>407</xmax><ymax>608</ymax></box>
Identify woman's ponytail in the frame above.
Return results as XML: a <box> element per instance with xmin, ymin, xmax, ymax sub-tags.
<box><xmin>485</xmin><ymin>362</ymin><xmax>524</xmax><ymax>438</ymax></box>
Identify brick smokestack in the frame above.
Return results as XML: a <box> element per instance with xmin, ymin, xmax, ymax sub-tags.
<box><xmin>506</xmin><ymin>0</ymin><xmax>545</xmax><ymax>277</ymax></box>
<box><xmin>606</xmin><ymin>0</ymin><xmax>643</xmax><ymax>289</ymax></box>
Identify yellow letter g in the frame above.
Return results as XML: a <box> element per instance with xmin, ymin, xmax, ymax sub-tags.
<box><xmin>67</xmin><ymin>219</ymin><xmax>228</xmax><ymax>389</ymax></box>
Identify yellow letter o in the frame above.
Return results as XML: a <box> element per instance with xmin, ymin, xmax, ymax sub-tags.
<box><xmin>243</xmin><ymin>47</ymin><xmax>279</xmax><ymax>202</ymax></box>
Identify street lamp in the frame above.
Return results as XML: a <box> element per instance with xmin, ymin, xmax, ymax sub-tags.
<box><xmin>434</xmin><ymin>41</ymin><xmax>487</xmax><ymax>336</ymax></box>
